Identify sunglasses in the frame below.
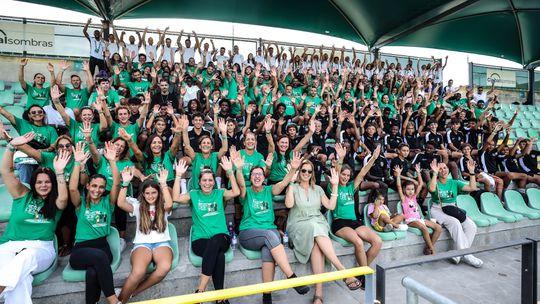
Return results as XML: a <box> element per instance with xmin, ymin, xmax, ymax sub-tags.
<box><xmin>30</xmin><ymin>110</ymin><xmax>44</xmax><ymax>115</ymax></box>
<box><xmin>57</xmin><ymin>143</ymin><xmax>72</xmax><ymax>149</ymax></box>
<box><xmin>251</xmin><ymin>172</ymin><xmax>264</xmax><ymax>177</ymax></box>
<box><xmin>300</xmin><ymin>169</ymin><xmax>313</xmax><ymax>174</ymax></box>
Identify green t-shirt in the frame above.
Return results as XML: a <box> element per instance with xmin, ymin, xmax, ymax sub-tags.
<box><xmin>329</xmin><ymin>183</ymin><xmax>357</xmax><ymax>220</ymax></box>
<box><xmin>113</xmin><ymin>70</ymin><xmax>130</xmax><ymax>86</ymax></box>
<box><xmin>190</xmin><ymin>152</ymin><xmax>218</xmax><ymax>190</ymax></box>
<box><xmin>14</xmin><ymin>117</ymin><xmax>58</xmax><ymax>148</ymax></box>
<box><xmin>24</xmin><ymin>82</ymin><xmax>50</xmax><ymax>109</ymax></box>
<box><xmin>0</xmin><ymin>192</ymin><xmax>62</xmax><ymax>242</ymax></box>
<box><xmin>75</xmin><ymin>196</ymin><xmax>114</xmax><ymax>243</ymax></box>
<box><xmin>269</xmin><ymin>151</ymin><xmax>289</xmax><ymax>182</ymax></box>
<box><xmin>239</xmin><ymin>185</ymin><xmax>276</xmax><ymax>231</ymax></box>
<box><xmin>95</xmin><ymin>156</ymin><xmax>134</xmax><ymax>191</ymax></box>
<box><xmin>126</xmin><ymin>81</ymin><xmax>151</xmax><ymax>95</ymax></box>
<box><xmin>379</xmin><ymin>101</ymin><xmax>396</xmax><ymax>118</ymax></box>
<box><xmin>89</xmin><ymin>90</ymin><xmax>121</xmax><ymax>108</ymax></box>
<box><xmin>279</xmin><ymin>96</ymin><xmax>297</xmax><ymax>116</ymax></box>
<box><xmin>305</xmin><ymin>96</ymin><xmax>323</xmax><ymax>115</ymax></box>
<box><xmin>238</xmin><ymin>150</ymin><xmax>266</xmax><ymax>186</ymax></box>
<box><xmin>68</xmin><ymin>118</ymin><xmax>101</xmax><ymax>147</ymax></box>
<box><xmin>111</xmin><ymin>121</ymin><xmax>140</xmax><ymax>144</ymax></box>
<box><xmin>142</xmin><ymin>150</ymin><xmax>175</xmax><ymax>182</ymax></box>
<box><xmin>41</xmin><ymin>151</ymin><xmax>76</xmax><ymax>183</ymax></box>
<box><xmin>65</xmin><ymin>87</ymin><xmax>89</xmax><ymax>110</ymax></box>
<box><xmin>430</xmin><ymin>179</ymin><xmax>466</xmax><ymax>205</ymax></box>
<box><xmin>189</xmin><ymin>189</ymin><xmax>228</xmax><ymax>241</ymax></box>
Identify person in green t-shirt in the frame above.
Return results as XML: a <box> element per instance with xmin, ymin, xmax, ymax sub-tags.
<box><xmin>119</xmin><ymin>69</ymin><xmax>155</xmax><ymax>96</ymax></box>
<box><xmin>428</xmin><ymin>159</ymin><xmax>483</xmax><ymax>267</ymax></box>
<box><xmin>234</xmin><ymin>150</ymin><xmax>310</xmax><ymax>300</ymax></box>
<box><xmin>88</xmin><ymin>78</ymin><xmax>121</xmax><ymax>109</ymax></box>
<box><xmin>18</xmin><ymin>58</ymin><xmax>54</xmax><ymax>109</ymax></box>
<box><xmin>172</xmin><ymin>156</ymin><xmax>240</xmax><ymax>296</ymax></box>
<box><xmin>54</xmin><ymin>60</ymin><xmax>94</xmax><ymax>116</ymax></box>
<box><xmin>328</xmin><ymin>144</ymin><xmax>382</xmax><ymax>286</ymax></box>
<box><xmin>0</xmin><ymin>133</ymin><xmax>69</xmax><ymax>303</ymax></box>
<box><xmin>68</xmin><ymin>141</ymin><xmax>121</xmax><ymax>304</ymax></box>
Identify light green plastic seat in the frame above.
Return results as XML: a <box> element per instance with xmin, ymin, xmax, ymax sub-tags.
<box><xmin>62</xmin><ymin>227</ymin><xmax>122</xmax><ymax>282</ymax></box>
<box><xmin>363</xmin><ymin>205</ymin><xmax>406</xmax><ymax>241</ymax></box>
<box><xmin>503</xmin><ymin>190</ymin><xmax>540</xmax><ymax>220</ymax></box>
<box><xmin>188</xmin><ymin>227</ymin><xmax>233</xmax><ymax>267</ymax></box>
<box><xmin>239</xmin><ymin>243</ymin><xmax>262</xmax><ymax>260</ymax></box>
<box><xmin>146</xmin><ymin>223</ymin><xmax>180</xmax><ymax>273</ymax></box>
<box><xmin>0</xmin><ymin>184</ymin><xmax>13</xmax><ymax>222</ymax></box>
<box><xmin>0</xmin><ymin>80</ymin><xmax>4</xmax><ymax>91</ymax></box>
<box><xmin>33</xmin><ymin>236</ymin><xmax>58</xmax><ymax>285</ymax></box>
<box><xmin>456</xmin><ymin>195</ymin><xmax>498</xmax><ymax>227</ymax></box>
<box><xmin>480</xmin><ymin>192</ymin><xmax>523</xmax><ymax>223</ymax></box>
<box><xmin>273</xmin><ymin>195</ymin><xmax>285</xmax><ymax>203</ymax></box>
<box><xmin>526</xmin><ymin>188</ymin><xmax>540</xmax><ymax>210</ymax></box>
<box><xmin>515</xmin><ymin>129</ymin><xmax>528</xmax><ymax>139</ymax></box>
<box><xmin>396</xmin><ymin>202</ymin><xmax>432</xmax><ymax>236</ymax></box>
<box><xmin>528</xmin><ymin>129</ymin><xmax>539</xmax><ymax>138</ymax></box>
<box><xmin>0</xmin><ymin>90</ymin><xmax>14</xmax><ymax>106</ymax></box>
<box><xmin>326</xmin><ymin>212</ymin><xmax>352</xmax><ymax>247</ymax></box>
<box><xmin>18</xmin><ymin>95</ymin><xmax>28</xmax><ymax>107</ymax></box>
<box><xmin>3</xmin><ymin>105</ymin><xmax>25</xmax><ymax>119</ymax></box>
<box><xmin>520</xmin><ymin>120</ymin><xmax>532</xmax><ymax>129</ymax></box>
<box><xmin>10</xmin><ymin>82</ymin><xmax>25</xmax><ymax>94</ymax></box>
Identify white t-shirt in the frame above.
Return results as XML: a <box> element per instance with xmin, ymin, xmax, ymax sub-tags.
<box><xmin>44</xmin><ymin>105</ymin><xmax>75</xmax><ymax>126</ymax></box>
<box><xmin>145</xmin><ymin>44</ymin><xmax>158</xmax><ymax>62</ymax></box>
<box><xmin>128</xmin><ymin>198</ymin><xmax>171</xmax><ymax>244</ymax></box>
<box><xmin>107</xmin><ymin>42</ymin><xmax>119</xmax><ymax>57</ymax></box>
<box><xmin>215</xmin><ymin>54</ymin><xmax>229</xmax><ymax>67</ymax></box>
<box><xmin>473</xmin><ymin>92</ymin><xmax>487</xmax><ymax>102</ymax></box>
<box><xmin>255</xmin><ymin>55</ymin><xmax>265</xmax><ymax>66</ymax></box>
<box><xmin>89</xmin><ymin>37</ymin><xmax>105</xmax><ymax>60</ymax></box>
<box><xmin>232</xmin><ymin>54</ymin><xmax>244</xmax><ymax>66</ymax></box>
<box><xmin>125</xmin><ymin>43</ymin><xmax>140</xmax><ymax>62</ymax></box>
<box><xmin>162</xmin><ymin>46</ymin><xmax>177</xmax><ymax>63</ymax></box>
<box><xmin>183</xmin><ymin>85</ymin><xmax>200</xmax><ymax>107</ymax></box>
<box><xmin>183</xmin><ymin>47</ymin><xmax>196</xmax><ymax>63</ymax></box>
<box><xmin>200</xmin><ymin>50</ymin><xmax>213</xmax><ymax>67</ymax></box>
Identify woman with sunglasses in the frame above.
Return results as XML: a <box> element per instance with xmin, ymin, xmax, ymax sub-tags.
<box><xmin>68</xmin><ymin>142</ymin><xmax>122</xmax><ymax>304</ymax></box>
<box><xmin>234</xmin><ymin>148</ymin><xmax>310</xmax><ymax>304</ymax></box>
<box><xmin>172</xmin><ymin>157</ymin><xmax>240</xmax><ymax>304</ymax></box>
<box><xmin>0</xmin><ymin>103</ymin><xmax>58</xmax><ymax>183</ymax></box>
<box><xmin>18</xmin><ymin>58</ymin><xmax>53</xmax><ymax>109</ymax></box>
<box><xmin>286</xmin><ymin>160</ymin><xmax>362</xmax><ymax>304</ymax></box>
<box><xmin>0</xmin><ymin>131</ymin><xmax>69</xmax><ymax>304</ymax></box>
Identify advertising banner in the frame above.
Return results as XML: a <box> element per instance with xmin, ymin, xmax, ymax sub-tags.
<box><xmin>0</xmin><ymin>21</ymin><xmax>55</xmax><ymax>53</ymax></box>
<box><xmin>486</xmin><ymin>68</ymin><xmax>516</xmax><ymax>88</ymax></box>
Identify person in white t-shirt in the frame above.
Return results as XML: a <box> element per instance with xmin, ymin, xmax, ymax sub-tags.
<box><xmin>119</xmin><ymin>30</ymin><xmax>143</xmax><ymax>63</ymax></box>
<box><xmin>265</xmin><ymin>43</ymin><xmax>279</xmax><ymax>68</ymax></box>
<box><xmin>199</xmin><ymin>38</ymin><xmax>216</xmax><ymax>67</ymax></box>
<box><xmin>214</xmin><ymin>47</ymin><xmax>229</xmax><ymax>68</ymax></box>
<box><xmin>231</xmin><ymin>45</ymin><xmax>244</xmax><ymax>66</ymax></box>
<box><xmin>254</xmin><ymin>47</ymin><xmax>266</xmax><ymax>66</ymax></box>
<box><xmin>161</xmin><ymin>32</ymin><xmax>178</xmax><ymax>64</ymax></box>
<box><xmin>178</xmin><ymin>30</ymin><xmax>200</xmax><ymax>65</ymax></box>
<box><xmin>473</xmin><ymin>84</ymin><xmax>495</xmax><ymax>103</ymax></box>
<box><xmin>116</xmin><ymin>167</ymin><xmax>173</xmax><ymax>303</ymax></box>
<box><xmin>141</xmin><ymin>27</ymin><xmax>166</xmax><ymax>63</ymax></box>
<box><xmin>83</xmin><ymin>18</ymin><xmax>105</xmax><ymax>76</ymax></box>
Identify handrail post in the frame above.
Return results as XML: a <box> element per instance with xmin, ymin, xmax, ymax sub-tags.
<box><xmin>364</xmin><ymin>272</ymin><xmax>375</xmax><ymax>304</ymax></box>
<box><xmin>376</xmin><ymin>264</ymin><xmax>385</xmax><ymax>304</ymax></box>
<box><xmin>406</xmin><ymin>289</ymin><xmax>418</xmax><ymax>304</ymax></box>
<box><xmin>521</xmin><ymin>240</ymin><xmax>536</xmax><ymax>304</ymax></box>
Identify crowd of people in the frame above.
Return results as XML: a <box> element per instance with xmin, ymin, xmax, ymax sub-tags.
<box><xmin>0</xmin><ymin>20</ymin><xmax>539</xmax><ymax>304</ymax></box>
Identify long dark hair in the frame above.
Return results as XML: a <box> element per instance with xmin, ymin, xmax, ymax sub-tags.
<box><xmin>143</xmin><ymin>134</ymin><xmax>164</xmax><ymax>169</ymax></box>
<box><xmin>84</xmin><ymin>174</ymin><xmax>107</xmax><ymax>209</ymax></box>
<box><xmin>138</xmin><ymin>179</ymin><xmax>167</xmax><ymax>234</ymax></box>
<box><xmin>112</xmin><ymin>137</ymin><xmax>129</xmax><ymax>160</ymax></box>
<box><xmin>275</xmin><ymin>135</ymin><xmax>291</xmax><ymax>162</ymax></box>
<box><xmin>30</xmin><ymin>167</ymin><xmax>59</xmax><ymax>220</ymax></box>
<box><xmin>367</xmin><ymin>188</ymin><xmax>386</xmax><ymax>205</ymax></box>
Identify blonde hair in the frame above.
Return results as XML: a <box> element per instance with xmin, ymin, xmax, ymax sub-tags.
<box><xmin>299</xmin><ymin>160</ymin><xmax>316</xmax><ymax>188</ymax></box>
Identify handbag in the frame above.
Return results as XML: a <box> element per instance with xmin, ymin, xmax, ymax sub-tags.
<box><xmin>437</xmin><ymin>182</ymin><xmax>467</xmax><ymax>223</ymax></box>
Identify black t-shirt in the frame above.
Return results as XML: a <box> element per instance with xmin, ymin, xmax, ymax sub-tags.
<box><xmin>458</xmin><ymin>156</ymin><xmax>482</xmax><ymax>180</ymax></box>
<box><xmin>463</xmin><ymin>126</ymin><xmax>481</xmax><ymax>150</ymax></box>
<box><xmin>502</xmin><ymin>156</ymin><xmax>521</xmax><ymax>173</ymax></box>
<box><xmin>518</xmin><ymin>150</ymin><xmax>540</xmax><ymax>174</ymax></box>
<box><xmin>390</xmin><ymin>157</ymin><xmax>411</xmax><ymax>176</ymax></box>
<box><xmin>362</xmin><ymin>133</ymin><xmax>380</xmax><ymax>153</ymax></box>
<box><xmin>412</xmin><ymin>152</ymin><xmax>442</xmax><ymax>170</ymax></box>
<box><xmin>384</xmin><ymin>134</ymin><xmax>403</xmax><ymax>152</ymax></box>
<box><xmin>310</xmin><ymin>132</ymin><xmax>328</xmax><ymax>154</ymax></box>
<box><xmin>404</xmin><ymin>133</ymin><xmax>422</xmax><ymax>150</ymax></box>
<box><xmin>446</xmin><ymin>130</ymin><xmax>466</xmax><ymax>150</ymax></box>
<box><xmin>425</xmin><ymin>132</ymin><xmax>444</xmax><ymax>148</ymax></box>
<box><xmin>151</xmin><ymin>92</ymin><xmax>179</xmax><ymax>109</ymax></box>
<box><xmin>256</xmin><ymin>133</ymin><xmax>270</xmax><ymax>158</ymax></box>
<box><xmin>364</xmin><ymin>154</ymin><xmax>387</xmax><ymax>179</ymax></box>
<box><xmin>188</xmin><ymin>128</ymin><xmax>211</xmax><ymax>153</ymax></box>
<box><xmin>478</xmin><ymin>148</ymin><xmax>499</xmax><ymax>174</ymax></box>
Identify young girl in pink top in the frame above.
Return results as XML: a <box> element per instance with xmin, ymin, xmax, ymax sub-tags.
<box><xmin>394</xmin><ymin>164</ymin><xmax>442</xmax><ymax>255</ymax></box>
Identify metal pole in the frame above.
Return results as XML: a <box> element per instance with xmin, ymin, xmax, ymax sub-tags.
<box><xmin>401</xmin><ymin>277</ymin><xmax>457</xmax><ymax>304</ymax></box>
<box><xmin>376</xmin><ymin>265</ymin><xmax>385</xmax><ymax>304</ymax></box>
<box><xmin>364</xmin><ymin>273</ymin><xmax>375</xmax><ymax>304</ymax></box>
<box><xmin>527</xmin><ymin>68</ymin><xmax>535</xmax><ymax>105</ymax></box>
<box><xmin>406</xmin><ymin>289</ymin><xmax>418</xmax><ymax>304</ymax></box>
<box><xmin>521</xmin><ymin>241</ymin><xmax>535</xmax><ymax>304</ymax></box>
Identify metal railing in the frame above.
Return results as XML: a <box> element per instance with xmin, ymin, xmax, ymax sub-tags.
<box><xmin>375</xmin><ymin>239</ymin><xmax>537</xmax><ymax>304</ymax></box>
<box><xmin>401</xmin><ymin>276</ymin><xmax>457</xmax><ymax>304</ymax></box>
<box><xmin>132</xmin><ymin>266</ymin><xmax>376</xmax><ymax>304</ymax></box>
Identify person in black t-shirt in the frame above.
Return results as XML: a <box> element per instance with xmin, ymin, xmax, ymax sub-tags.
<box><xmin>151</xmin><ymin>79</ymin><xmax>180</xmax><ymax>111</ymax></box>
<box><xmin>384</xmin><ymin>124</ymin><xmax>403</xmax><ymax>157</ymax></box>
<box><xmin>463</xmin><ymin>118</ymin><xmax>482</xmax><ymax>150</ymax></box>
<box><xmin>187</xmin><ymin>112</ymin><xmax>211</xmax><ymax>153</ymax></box>
<box><xmin>412</xmin><ymin>141</ymin><xmax>443</xmax><ymax>204</ymax></box>
<box><xmin>459</xmin><ymin>143</ymin><xmax>504</xmax><ymax>200</ymax></box>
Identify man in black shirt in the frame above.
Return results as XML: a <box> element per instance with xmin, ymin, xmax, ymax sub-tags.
<box><xmin>188</xmin><ymin>112</ymin><xmax>211</xmax><ymax>152</ymax></box>
<box><xmin>151</xmin><ymin>79</ymin><xmax>180</xmax><ymax>110</ymax></box>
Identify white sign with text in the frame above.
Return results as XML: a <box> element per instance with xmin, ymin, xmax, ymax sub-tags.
<box><xmin>0</xmin><ymin>21</ymin><xmax>55</xmax><ymax>53</ymax></box>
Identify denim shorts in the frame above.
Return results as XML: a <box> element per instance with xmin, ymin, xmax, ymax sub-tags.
<box><xmin>132</xmin><ymin>241</ymin><xmax>172</xmax><ymax>252</ymax></box>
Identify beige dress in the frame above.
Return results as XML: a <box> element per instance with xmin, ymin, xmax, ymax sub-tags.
<box><xmin>287</xmin><ymin>183</ymin><xmax>330</xmax><ymax>264</ymax></box>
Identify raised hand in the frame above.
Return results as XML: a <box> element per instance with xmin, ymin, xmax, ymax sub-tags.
<box><xmin>121</xmin><ymin>166</ymin><xmax>134</xmax><ymax>184</ymax></box>
<box><xmin>373</xmin><ymin>144</ymin><xmax>382</xmax><ymax>158</ymax></box>
<box><xmin>10</xmin><ymin>132</ymin><xmax>35</xmax><ymax>146</ymax></box>
<box><xmin>156</xmin><ymin>167</ymin><xmax>169</xmax><ymax>185</ymax></box>
<box><xmin>308</xmin><ymin>119</ymin><xmax>316</xmax><ymax>133</ymax></box>
<box><xmin>263</xmin><ymin>118</ymin><xmax>273</xmax><ymax>133</ymax></box>
<box><xmin>73</xmin><ymin>142</ymin><xmax>90</xmax><ymax>164</ymax></box>
<box><xmin>175</xmin><ymin>159</ymin><xmax>188</xmax><ymax>177</ymax></box>
<box><xmin>20</xmin><ymin>58</ymin><xmax>28</xmax><ymax>66</ymax></box>
<box><xmin>466</xmin><ymin>159</ymin><xmax>476</xmax><ymax>174</ymax></box>
<box><xmin>393</xmin><ymin>165</ymin><xmax>402</xmax><ymax>177</ymax></box>
<box><xmin>59</xmin><ymin>60</ymin><xmax>70</xmax><ymax>71</ymax></box>
<box><xmin>335</xmin><ymin>143</ymin><xmax>346</xmax><ymax>160</ymax></box>
<box><xmin>50</xmin><ymin>85</ymin><xmax>64</xmax><ymax>101</ymax></box>
<box><xmin>46</xmin><ymin>63</ymin><xmax>54</xmax><ymax>73</ymax></box>
<box><xmin>263</xmin><ymin>152</ymin><xmax>274</xmax><ymax>168</ymax></box>
<box><xmin>117</xmin><ymin>128</ymin><xmax>132</xmax><ymax>142</ymax></box>
<box><xmin>79</xmin><ymin>121</ymin><xmax>93</xmax><ymax>140</ymax></box>
<box><xmin>53</xmin><ymin>149</ymin><xmax>71</xmax><ymax>174</ymax></box>
<box><xmin>329</xmin><ymin>168</ymin><xmax>339</xmax><ymax>185</ymax></box>
<box><xmin>218</xmin><ymin>118</ymin><xmax>227</xmax><ymax>134</ymax></box>
<box><xmin>414</xmin><ymin>163</ymin><xmax>421</xmax><ymax>173</ymax></box>
<box><xmin>430</xmin><ymin>159</ymin><xmax>439</xmax><ymax>174</ymax></box>
<box><xmin>220</xmin><ymin>156</ymin><xmax>233</xmax><ymax>171</ymax></box>
<box><xmin>103</xmin><ymin>141</ymin><xmax>117</xmax><ymax>161</ymax></box>
<box><xmin>290</xmin><ymin>151</ymin><xmax>301</xmax><ymax>170</ymax></box>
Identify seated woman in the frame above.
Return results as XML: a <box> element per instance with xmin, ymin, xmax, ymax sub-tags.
<box><xmin>286</xmin><ymin>160</ymin><xmax>361</xmax><ymax>304</ymax></box>
<box><xmin>330</xmin><ymin>144</ymin><xmax>383</xmax><ymax>288</ymax></box>
<box><xmin>0</xmin><ymin>132</ymin><xmax>68</xmax><ymax>304</ymax></box>
<box><xmin>117</xmin><ymin>167</ymin><xmax>173</xmax><ymax>303</ymax></box>
<box><xmin>68</xmin><ymin>142</ymin><xmax>121</xmax><ymax>304</ymax></box>
<box><xmin>172</xmin><ymin>157</ymin><xmax>240</xmax><ymax>304</ymax></box>
<box><xmin>428</xmin><ymin>159</ymin><xmax>483</xmax><ymax>268</ymax></box>
<box><xmin>233</xmin><ymin>148</ymin><xmax>309</xmax><ymax>304</ymax></box>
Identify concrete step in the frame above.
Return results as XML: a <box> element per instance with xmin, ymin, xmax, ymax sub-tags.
<box><xmin>29</xmin><ymin>217</ymin><xmax>540</xmax><ymax>303</ymax></box>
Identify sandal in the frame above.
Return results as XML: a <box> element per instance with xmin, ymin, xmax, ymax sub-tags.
<box><xmin>343</xmin><ymin>278</ymin><xmax>362</xmax><ymax>291</ymax></box>
<box><xmin>356</xmin><ymin>275</ymin><xmax>366</xmax><ymax>291</ymax></box>
<box><xmin>58</xmin><ymin>244</ymin><xmax>71</xmax><ymax>257</ymax></box>
<box><xmin>423</xmin><ymin>247</ymin><xmax>433</xmax><ymax>255</ymax></box>
<box><xmin>312</xmin><ymin>295</ymin><xmax>324</xmax><ymax>304</ymax></box>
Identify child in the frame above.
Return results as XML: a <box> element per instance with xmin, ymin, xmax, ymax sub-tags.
<box><xmin>367</xmin><ymin>189</ymin><xmax>407</xmax><ymax>232</ymax></box>
<box><xmin>394</xmin><ymin>164</ymin><xmax>442</xmax><ymax>255</ymax></box>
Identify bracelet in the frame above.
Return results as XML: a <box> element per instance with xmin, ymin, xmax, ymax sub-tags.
<box><xmin>159</xmin><ymin>183</ymin><xmax>168</xmax><ymax>188</ymax></box>
<box><xmin>122</xmin><ymin>181</ymin><xmax>130</xmax><ymax>187</ymax></box>
<box><xmin>7</xmin><ymin>143</ymin><xmax>16</xmax><ymax>152</ymax></box>
<box><xmin>331</xmin><ymin>193</ymin><xmax>338</xmax><ymax>197</ymax></box>
<box><xmin>227</xmin><ymin>170</ymin><xmax>234</xmax><ymax>176</ymax></box>
<box><xmin>56</xmin><ymin>173</ymin><xmax>64</xmax><ymax>177</ymax></box>
<box><xmin>74</xmin><ymin>161</ymin><xmax>81</xmax><ymax>166</ymax></box>
<box><xmin>266</xmin><ymin>131</ymin><xmax>271</xmax><ymax>134</ymax></box>
<box><xmin>175</xmin><ymin>175</ymin><xmax>182</xmax><ymax>178</ymax></box>
<box><xmin>121</xmin><ymin>185</ymin><xmax>129</xmax><ymax>189</ymax></box>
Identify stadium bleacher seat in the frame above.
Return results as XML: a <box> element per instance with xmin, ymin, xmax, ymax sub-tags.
<box><xmin>515</xmin><ymin>129</ymin><xmax>528</xmax><ymax>139</ymax></box>
<box><xmin>503</xmin><ymin>190</ymin><xmax>540</xmax><ymax>220</ymax></box>
<box><xmin>188</xmin><ymin>226</ymin><xmax>233</xmax><ymax>267</ymax></box>
<box><xmin>62</xmin><ymin>227</ymin><xmax>122</xmax><ymax>282</ymax></box>
<box><xmin>396</xmin><ymin>201</ymin><xmax>433</xmax><ymax>236</ymax></box>
<box><xmin>456</xmin><ymin>195</ymin><xmax>498</xmax><ymax>227</ymax></box>
<box><xmin>520</xmin><ymin>120</ymin><xmax>532</xmax><ymax>129</ymax></box>
<box><xmin>363</xmin><ymin>205</ymin><xmax>407</xmax><ymax>241</ymax></box>
<box><xmin>526</xmin><ymin>188</ymin><xmax>540</xmax><ymax>210</ymax></box>
<box><xmin>18</xmin><ymin>94</ymin><xmax>28</xmax><ymax>107</ymax></box>
<box><xmin>326</xmin><ymin>211</ymin><xmax>352</xmax><ymax>247</ymax></box>
<box><xmin>10</xmin><ymin>82</ymin><xmax>25</xmax><ymax>94</ymax></box>
<box><xmin>239</xmin><ymin>243</ymin><xmax>262</xmax><ymax>260</ymax></box>
<box><xmin>0</xmin><ymin>184</ymin><xmax>13</xmax><ymax>222</ymax></box>
<box><xmin>480</xmin><ymin>192</ymin><xmax>523</xmax><ymax>223</ymax></box>
<box><xmin>146</xmin><ymin>223</ymin><xmax>180</xmax><ymax>272</ymax></box>
<box><xmin>33</xmin><ymin>236</ymin><xmax>58</xmax><ymax>285</ymax></box>
<box><xmin>528</xmin><ymin>129</ymin><xmax>539</xmax><ymax>138</ymax></box>
<box><xmin>4</xmin><ymin>105</ymin><xmax>25</xmax><ymax>119</ymax></box>
<box><xmin>0</xmin><ymin>90</ymin><xmax>14</xmax><ymax>106</ymax></box>
<box><xmin>0</xmin><ymin>80</ymin><xmax>4</xmax><ymax>91</ymax></box>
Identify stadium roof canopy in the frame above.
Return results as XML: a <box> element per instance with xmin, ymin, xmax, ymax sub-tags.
<box><xmin>20</xmin><ymin>0</ymin><xmax>540</xmax><ymax>68</ymax></box>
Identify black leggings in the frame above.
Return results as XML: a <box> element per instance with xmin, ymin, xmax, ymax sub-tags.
<box><xmin>192</xmin><ymin>233</ymin><xmax>230</xmax><ymax>290</ymax></box>
<box><xmin>89</xmin><ymin>56</ymin><xmax>106</xmax><ymax>76</ymax></box>
<box><xmin>69</xmin><ymin>237</ymin><xmax>114</xmax><ymax>304</ymax></box>
<box><xmin>114</xmin><ymin>207</ymin><xmax>127</xmax><ymax>233</ymax></box>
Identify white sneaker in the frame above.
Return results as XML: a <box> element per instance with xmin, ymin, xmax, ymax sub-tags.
<box><xmin>463</xmin><ymin>254</ymin><xmax>483</xmax><ymax>268</ymax></box>
<box><xmin>398</xmin><ymin>224</ymin><xmax>409</xmax><ymax>231</ymax></box>
<box><xmin>451</xmin><ymin>256</ymin><xmax>461</xmax><ymax>264</ymax></box>
<box><xmin>119</xmin><ymin>238</ymin><xmax>127</xmax><ymax>252</ymax></box>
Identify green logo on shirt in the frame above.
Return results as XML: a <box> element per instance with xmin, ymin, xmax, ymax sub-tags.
<box><xmin>85</xmin><ymin>209</ymin><xmax>108</xmax><ymax>227</ymax></box>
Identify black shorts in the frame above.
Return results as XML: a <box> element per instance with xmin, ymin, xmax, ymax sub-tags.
<box><xmin>331</xmin><ymin>218</ymin><xmax>363</xmax><ymax>235</ymax></box>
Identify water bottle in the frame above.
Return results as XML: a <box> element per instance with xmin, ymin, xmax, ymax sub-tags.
<box><xmin>282</xmin><ymin>232</ymin><xmax>289</xmax><ymax>248</ymax></box>
<box><xmin>227</xmin><ymin>221</ymin><xmax>234</xmax><ymax>239</ymax></box>
<box><xmin>231</xmin><ymin>233</ymin><xmax>238</xmax><ymax>251</ymax></box>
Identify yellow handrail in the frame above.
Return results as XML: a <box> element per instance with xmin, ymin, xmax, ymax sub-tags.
<box><xmin>133</xmin><ymin>266</ymin><xmax>375</xmax><ymax>304</ymax></box>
